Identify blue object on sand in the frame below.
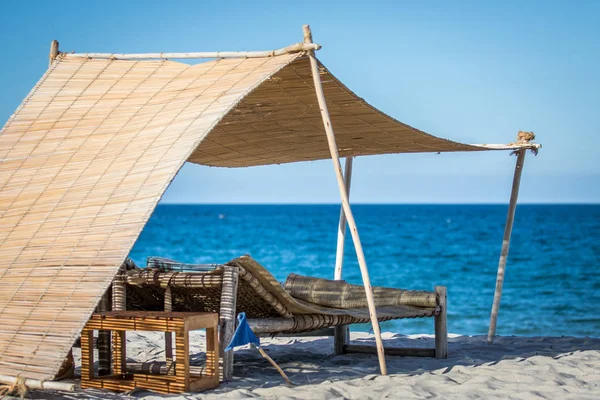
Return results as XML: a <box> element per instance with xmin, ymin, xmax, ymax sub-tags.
<box><xmin>225</xmin><ymin>312</ymin><xmax>260</xmax><ymax>352</ymax></box>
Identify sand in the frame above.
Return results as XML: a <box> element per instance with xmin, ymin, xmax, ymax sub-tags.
<box><xmin>23</xmin><ymin>331</ymin><xmax>600</xmax><ymax>399</ymax></box>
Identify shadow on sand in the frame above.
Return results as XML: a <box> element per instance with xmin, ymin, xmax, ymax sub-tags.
<box><xmin>23</xmin><ymin>334</ymin><xmax>600</xmax><ymax>399</ymax></box>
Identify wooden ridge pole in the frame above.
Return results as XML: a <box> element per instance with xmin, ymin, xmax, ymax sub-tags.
<box><xmin>303</xmin><ymin>24</ymin><xmax>387</xmax><ymax>375</ymax></box>
<box><xmin>487</xmin><ymin>149</ymin><xmax>527</xmax><ymax>344</ymax></box>
<box><xmin>64</xmin><ymin>42</ymin><xmax>321</xmax><ymax>60</ymax></box>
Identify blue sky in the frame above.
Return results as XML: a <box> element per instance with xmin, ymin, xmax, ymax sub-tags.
<box><xmin>0</xmin><ymin>1</ymin><xmax>598</xmax><ymax>203</ymax></box>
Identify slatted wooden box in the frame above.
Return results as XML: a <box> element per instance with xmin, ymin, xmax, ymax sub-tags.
<box><xmin>81</xmin><ymin>311</ymin><xmax>219</xmax><ymax>394</ymax></box>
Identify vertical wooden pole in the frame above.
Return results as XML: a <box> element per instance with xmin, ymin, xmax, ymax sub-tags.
<box><xmin>334</xmin><ymin>156</ymin><xmax>353</xmax><ymax>355</ymax></box>
<box><xmin>334</xmin><ymin>156</ymin><xmax>354</xmax><ymax>280</ymax></box>
<box><xmin>49</xmin><ymin>40</ymin><xmax>59</xmax><ymax>68</ymax></box>
<box><xmin>434</xmin><ymin>286</ymin><xmax>448</xmax><ymax>358</ymax></box>
<box><xmin>487</xmin><ymin>149</ymin><xmax>527</xmax><ymax>344</ymax></box>
<box><xmin>303</xmin><ymin>24</ymin><xmax>387</xmax><ymax>375</ymax></box>
<box><xmin>219</xmin><ymin>266</ymin><xmax>239</xmax><ymax>382</ymax></box>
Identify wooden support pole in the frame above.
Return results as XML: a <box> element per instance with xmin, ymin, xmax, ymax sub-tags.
<box><xmin>487</xmin><ymin>149</ymin><xmax>527</xmax><ymax>344</ymax></box>
<box><xmin>303</xmin><ymin>24</ymin><xmax>387</xmax><ymax>376</ymax></box>
<box><xmin>434</xmin><ymin>286</ymin><xmax>448</xmax><ymax>358</ymax></box>
<box><xmin>219</xmin><ymin>266</ymin><xmax>239</xmax><ymax>382</ymax></box>
<box><xmin>49</xmin><ymin>40</ymin><xmax>59</xmax><ymax>68</ymax></box>
<box><xmin>334</xmin><ymin>156</ymin><xmax>353</xmax><ymax>355</ymax></box>
<box><xmin>334</xmin><ymin>156</ymin><xmax>354</xmax><ymax>280</ymax></box>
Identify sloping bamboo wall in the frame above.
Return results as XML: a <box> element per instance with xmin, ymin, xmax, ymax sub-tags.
<box><xmin>0</xmin><ymin>53</ymin><xmax>299</xmax><ymax>380</ymax></box>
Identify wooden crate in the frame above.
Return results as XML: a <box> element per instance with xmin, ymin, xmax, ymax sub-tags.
<box><xmin>81</xmin><ymin>311</ymin><xmax>219</xmax><ymax>394</ymax></box>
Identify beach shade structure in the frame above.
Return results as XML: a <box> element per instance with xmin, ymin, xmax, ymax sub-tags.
<box><xmin>0</xmin><ymin>24</ymin><xmax>540</xmax><ymax>384</ymax></box>
<box><xmin>225</xmin><ymin>312</ymin><xmax>293</xmax><ymax>385</ymax></box>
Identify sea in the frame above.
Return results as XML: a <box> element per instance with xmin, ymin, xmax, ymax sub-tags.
<box><xmin>128</xmin><ymin>204</ymin><xmax>600</xmax><ymax>338</ymax></box>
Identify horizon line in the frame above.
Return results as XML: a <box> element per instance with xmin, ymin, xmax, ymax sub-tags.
<box><xmin>157</xmin><ymin>202</ymin><xmax>600</xmax><ymax>206</ymax></box>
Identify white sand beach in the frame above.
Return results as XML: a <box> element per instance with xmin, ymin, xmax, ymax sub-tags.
<box><xmin>23</xmin><ymin>331</ymin><xmax>600</xmax><ymax>399</ymax></box>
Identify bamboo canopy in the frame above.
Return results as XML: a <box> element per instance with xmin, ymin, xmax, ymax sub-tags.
<box><xmin>0</xmin><ymin>35</ymin><xmax>540</xmax><ymax>381</ymax></box>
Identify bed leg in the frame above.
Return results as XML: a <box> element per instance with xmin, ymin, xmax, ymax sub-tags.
<box><xmin>220</xmin><ymin>265</ymin><xmax>239</xmax><ymax>382</ymax></box>
<box><xmin>434</xmin><ymin>286</ymin><xmax>448</xmax><ymax>359</ymax></box>
<box><xmin>97</xmin><ymin>287</ymin><xmax>112</xmax><ymax>375</ymax></box>
<box><xmin>334</xmin><ymin>325</ymin><xmax>349</xmax><ymax>355</ymax></box>
<box><xmin>164</xmin><ymin>286</ymin><xmax>174</xmax><ymax>375</ymax></box>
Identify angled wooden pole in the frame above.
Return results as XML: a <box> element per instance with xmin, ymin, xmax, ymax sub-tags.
<box><xmin>333</xmin><ymin>156</ymin><xmax>353</xmax><ymax>355</ymax></box>
<box><xmin>487</xmin><ymin>149</ymin><xmax>527</xmax><ymax>344</ymax></box>
<box><xmin>251</xmin><ymin>344</ymin><xmax>294</xmax><ymax>385</ymax></box>
<box><xmin>303</xmin><ymin>24</ymin><xmax>387</xmax><ymax>375</ymax></box>
<box><xmin>49</xmin><ymin>40</ymin><xmax>59</xmax><ymax>68</ymax></box>
<box><xmin>334</xmin><ymin>156</ymin><xmax>354</xmax><ymax>280</ymax></box>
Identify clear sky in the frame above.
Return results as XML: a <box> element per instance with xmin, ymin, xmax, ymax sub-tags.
<box><xmin>1</xmin><ymin>1</ymin><xmax>598</xmax><ymax>203</ymax></box>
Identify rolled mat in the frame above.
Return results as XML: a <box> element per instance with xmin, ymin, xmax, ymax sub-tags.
<box><xmin>284</xmin><ymin>274</ymin><xmax>438</xmax><ymax>309</ymax></box>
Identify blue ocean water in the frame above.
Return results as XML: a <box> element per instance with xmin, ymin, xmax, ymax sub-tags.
<box><xmin>128</xmin><ymin>204</ymin><xmax>600</xmax><ymax>337</ymax></box>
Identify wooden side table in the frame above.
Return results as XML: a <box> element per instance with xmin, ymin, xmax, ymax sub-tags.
<box><xmin>81</xmin><ymin>311</ymin><xmax>219</xmax><ymax>394</ymax></box>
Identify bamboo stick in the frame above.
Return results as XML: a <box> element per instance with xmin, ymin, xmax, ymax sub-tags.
<box><xmin>487</xmin><ymin>149</ymin><xmax>527</xmax><ymax>344</ymax></box>
<box><xmin>64</xmin><ymin>42</ymin><xmax>321</xmax><ymax>60</ymax></box>
<box><xmin>303</xmin><ymin>24</ymin><xmax>387</xmax><ymax>376</ymax></box>
<box><xmin>251</xmin><ymin>344</ymin><xmax>293</xmax><ymax>385</ymax></box>
<box><xmin>0</xmin><ymin>375</ymin><xmax>75</xmax><ymax>392</ymax></box>
<box><xmin>48</xmin><ymin>40</ymin><xmax>59</xmax><ymax>68</ymax></box>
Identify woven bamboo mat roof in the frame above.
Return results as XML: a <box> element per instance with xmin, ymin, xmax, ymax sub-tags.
<box><xmin>188</xmin><ymin>55</ymin><xmax>537</xmax><ymax>166</ymax></box>
<box><xmin>0</xmin><ymin>50</ymin><xmax>536</xmax><ymax>381</ymax></box>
